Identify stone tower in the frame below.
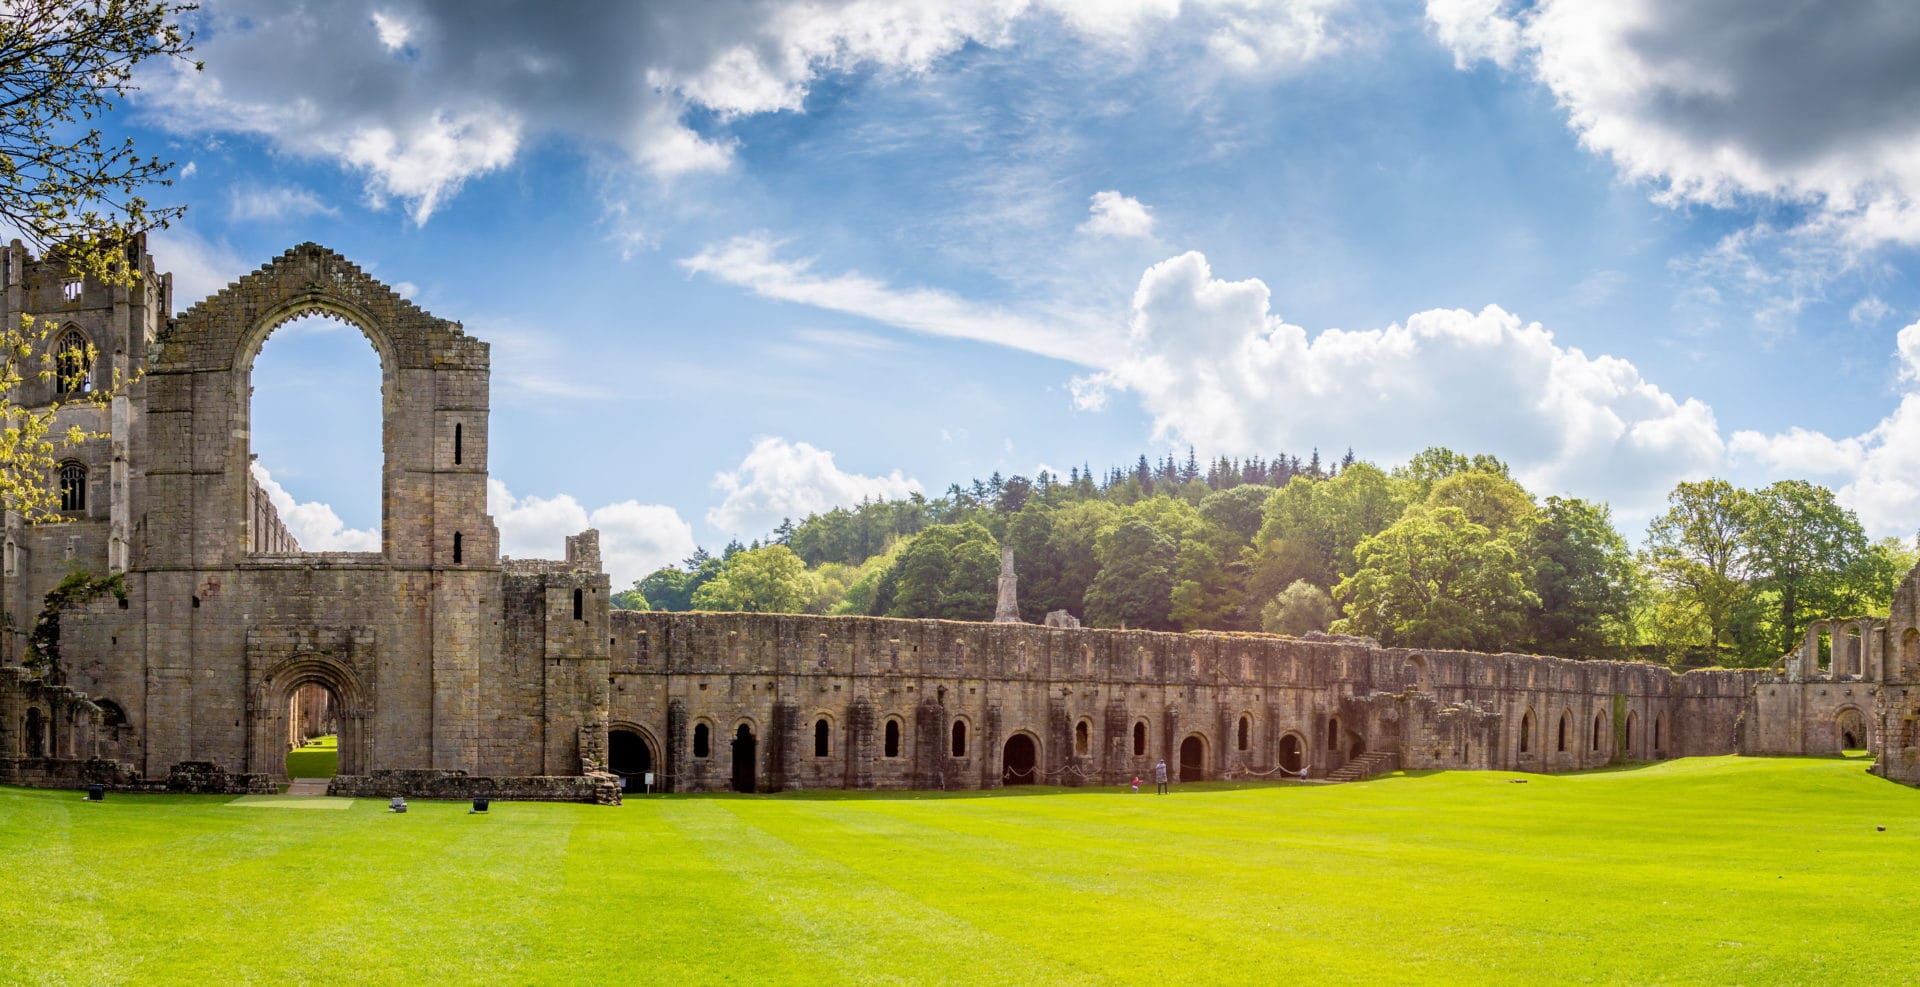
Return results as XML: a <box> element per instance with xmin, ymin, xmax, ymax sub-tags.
<box><xmin>993</xmin><ymin>545</ymin><xmax>1021</xmax><ymax>623</ymax></box>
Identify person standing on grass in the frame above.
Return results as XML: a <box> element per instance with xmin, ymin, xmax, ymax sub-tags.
<box><xmin>1131</xmin><ymin>775</ymin><xmax>1142</xmax><ymax>793</ymax></box>
<box><xmin>1154</xmin><ymin>759</ymin><xmax>1169</xmax><ymax>794</ymax></box>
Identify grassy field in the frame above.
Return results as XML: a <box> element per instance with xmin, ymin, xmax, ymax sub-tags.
<box><xmin>1</xmin><ymin>755</ymin><xmax>1914</xmax><ymax>984</ymax></box>
<box><xmin>284</xmin><ymin>735</ymin><xmax>338</xmax><ymax>779</ymax></box>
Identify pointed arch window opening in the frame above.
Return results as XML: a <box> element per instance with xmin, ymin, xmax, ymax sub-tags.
<box><xmin>58</xmin><ymin>460</ymin><xmax>86</xmax><ymax>512</ymax></box>
<box><xmin>245</xmin><ymin>310</ymin><xmax>385</xmax><ymax>555</ymax></box>
<box><xmin>55</xmin><ymin>329</ymin><xmax>92</xmax><ymax>393</ymax></box>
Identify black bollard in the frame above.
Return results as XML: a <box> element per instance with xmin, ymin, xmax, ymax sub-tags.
<box><xmin>471</xmin><ymin>797</ymin><xmax>490</xmax><ymax>813</ymax></box>
<box><xmin>85</xmin><ymin>784</ymin><xmax>105</xmax><ymax>802</ymax></box>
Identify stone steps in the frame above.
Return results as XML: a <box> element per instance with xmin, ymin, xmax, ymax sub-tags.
<box><xmin>284</xmin><ymin>777</ymin><xmax>331</xmax><ymax>796</ymax></box>
<box><xmin>1326</xmin><ymin>751</ymin><xmax>1401</xmax><ymax>783</ymax></box>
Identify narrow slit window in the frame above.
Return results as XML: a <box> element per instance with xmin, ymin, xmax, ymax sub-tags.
<box><xmin>884</xmin><ymin>720</ymin><xmax>901</xmax><ymax>758</ymax></box>
<box><xmin>1238</xmin><ymin>715</ymin><xmax>1251</xmax><ymax>751</ymax></box>
<box><xmin>814</xmin><ymin>718</ymin><xmax>830</xmax><ymax>757</ymax></box>
<box><xmin>573</xmin><ymin>588</ymin><xmax>584</xmax><ymax>620</ymax></box>
<box><xmin>452</xmin><ymin>531</ymin><xmax>463</xmax><ymax>564</ymax></box>
<box><xmin>453</xmin><ymin>422</ymin><xmax>463</xmax><ymax>465</ymax></box>
<box><xmin>693</xmin><ymin>723</ymin><xmax>710</xmax><ymax>758</ymax></box>
<box><xmin>950</xmin><ymin>720</ymin><xmax>967</xmax><ymax>758</ymax></box>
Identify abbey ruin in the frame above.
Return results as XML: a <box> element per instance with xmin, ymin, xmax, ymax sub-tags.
<box><xmin>2</xmin><ymin>242</ymin><xmax>1918</xmax><ymax>802</ymax></box>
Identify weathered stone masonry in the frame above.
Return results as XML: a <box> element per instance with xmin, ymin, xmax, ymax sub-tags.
<box><xmin>0</xmin><ymin>240</ymin><xmax>1915</xmax><ymax>801</ymax></box>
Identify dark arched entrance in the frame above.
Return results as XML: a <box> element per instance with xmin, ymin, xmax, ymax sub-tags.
<box><xmin>1837</xmin><ymin>708</ymin><xmax>1868</xmax><ymax>751</ymax></box>
<box><xmin>731</xmin><ymin>724</ymin><xmax>757</xmax><ymax>793</ymax></box>
<box><xmin>1279</xmin><ymin>733</ymin><xmax>1305</xmax><ymax>774</ymax></box>
<box><xmin>1179</xmin><ymin>735</ymin><xmax>1205</xmax><ymax>781</ymax></box>
<box><xmin>1002</xmin><ymin>733</ymin><xmax>1038</xmax><ymax>785</ymax></box>
<box><xmin>610</xmin><ymin>728</ymin><xmax>655</xmax><ymax>792</ymax></box>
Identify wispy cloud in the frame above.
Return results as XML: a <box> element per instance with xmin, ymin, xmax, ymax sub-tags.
<box><xmin>228</xmin><ymin>184</ymin><xmax>339</xmax><ymax>222</ymax></box>
<box><xmin>680</xmin><ymin>234</ymin><xmax>1118</xmax><ymax>365</ymax></box>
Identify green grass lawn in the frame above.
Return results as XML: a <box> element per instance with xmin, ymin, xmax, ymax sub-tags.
<box><xmin>284</xmin><ymin>735</ymin><xmax>338</xmax><ymax>779</ymax></box>
<box><xmin>1</xmin><ymin>755</ymin><xmax>1913</xmax><ymax>984</ymax></box>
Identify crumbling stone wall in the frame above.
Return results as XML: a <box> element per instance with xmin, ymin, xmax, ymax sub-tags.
<box><xmin>3</xmin><ymin>239</ymin><xmax>1916</xmax><ymax>803</ymax></box>
<box><xmin>605</xmin><ymin>612</ymin><xmax>1769</xmax><ymax>793</ymax></box>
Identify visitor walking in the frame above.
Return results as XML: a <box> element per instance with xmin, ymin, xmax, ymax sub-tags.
<box><xmin>1130</xmin><ymin>776</ymin><xmax>1141</xmax><ymax>793</ymax></box>
<box><xmin>1154</xmin><ymin>759</ymin><xmax>1169</xmax><ymax>794</ymax></box>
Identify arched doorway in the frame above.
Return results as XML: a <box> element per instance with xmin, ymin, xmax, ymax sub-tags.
<box><xmin>253</xmin><ymin>654</ymin><xmax>367</xmax><ymax>782</ymax></box>
<box><xmin>609</xmin><ymin>728</ymin><xmax>656</xmax><ymax>792</ymax></box>
<box><xmin>1278</xmin><ymin>733</ymin><xmax>1305</xmax><ymax>774</ymax></box>
<box><xmin>1179</xmin><ymin>734</ymin><xmax>1206</xmax><ymax>781</ymax></box>
<box><xmin>731</xmin><ymin>724</ymin><xmax>757</xmax><ymax>793</ymax></box>
<box><xmin>1837</xmin><ymin>708</ymin><xmax>1868</xmax><ymax>751</ymax></box>
<box><xmin>1003</xmin><ymin>733</ymin><xmax>1038</xmax><ymax>785</ymax></box>
<box><xmin>285</xmin><ymin>682</ymin><xmax>341</xmax><ymax>781</ymax></box>
<box><xmin>24</xmin><ymin>708</ymin><xmax>45</xmax><ymax>758</ymax></box>
<box><xmin>1625</xmin><ymin>711</ymin><xmax>1638</xmax><ymax>756</ymax></box>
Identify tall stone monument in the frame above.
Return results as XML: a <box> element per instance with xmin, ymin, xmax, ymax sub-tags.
<box><xmin>993</xmin><ymin>545</ymin><xmax>1022</xmax><ymax>622</ymax></box>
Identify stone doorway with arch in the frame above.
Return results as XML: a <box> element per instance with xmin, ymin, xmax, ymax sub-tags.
<box><xmin>1836</xmin><ymin>707</ymin><xmax>1869</xmax><ymax>752</ymax></box>
<box><xmin>1179</xmin><ymin>734</ymin><xmax>1207</xmax><ymax>781</ymax></box>
<box><xmin>1002</xmin><ymin>732</ymin><xmax>1039</xmax><ymax>786</ymax></box>
<box><xmin>609</xmin><ymin>725</ymin><xmax>659</xmax><ymax>793</ymax></box>
<box><xmin>1278</xmin><ymin>732</ymin><xmax>1307</xmax><ymax>775</ymax></box>
<box><xmin>731</xmin><ymin>723</ymin><xmax>758</xmax><ymax>793</ymax></box>
<box><xmin>248</xmin><ymin>652</ymin><xmax>368</xmax><ymax>783</ymax></box>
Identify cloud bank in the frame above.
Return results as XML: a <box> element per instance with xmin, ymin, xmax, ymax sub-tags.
<box><xmin>148</xmin><ymin>0</ymin><xmax>1358</xmax><ymax>223</ymax></box>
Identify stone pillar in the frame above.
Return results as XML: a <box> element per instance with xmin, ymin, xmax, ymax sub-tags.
<box><xmin>847</xmin><ymin>695</ymin><xmax>876</xmax><ymax>790</ymax></box>
<box><xmin>1103</xmin><ymin>698</ymin><xmax>1129</xmax><ymax>784</ymax></box>
<box><xmin>993</xmin><ymin>545</ymin><xmax>1021</xmax><ymax>623</ymax></box>
<box><xmin>771</xmin><ymin>701</ymin><xmax>801</xmax><ymax>791</ymax></box>
<box><xmin>913</xmin><ymin>699</ymin><xmax>945</xmax><ymax>789</ymax></box>
<box><xmin>665</xmin><ymin>698</ymin><xmax>687</xmax><ymax>793</ymax></box>
<box><xmin>1047</xmin><ymin>696</ymin><xmax>1072</xmax><ymax>786</ymax></box>
<box><xmin>982</xmin><ymin>702</ymin><xmax>1003</xmax><ymax>789</ymax></box>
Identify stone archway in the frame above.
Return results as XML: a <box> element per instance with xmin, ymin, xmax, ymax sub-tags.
<box><xmin>1179</xmin><ymin>734</ymin><xmax>1207</xmax><ymax>781</ymax></box>
<box><xmin>1002</xmin><ymin>733</ymin><xmax>1039</xmax><ymax>786</ymax></box>
<box><xmin>1278</xmin><ymin>732</ymin><xmax>1306</xmax><ymax>774</ymax></box>
<box><xmin>250</xmin><ymin>653</ymin><xmax>368</xmax><ymax>781</ymax></box>
<box><xmin>1836</xmin><ymin>708</ymin><xmax>1869</xmax><ymax>751</ymax></box>
<box><xmin>609</xmin><ymin>726</ymin><xmax>658</xmax><ymax>792</ymax></box>
<box><xmin>731</xmin><ymin>723</ymin><xmax>758</xmax><ymax>793</ymax></box>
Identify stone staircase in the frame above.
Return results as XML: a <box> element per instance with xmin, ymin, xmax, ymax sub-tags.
<box><xmin>1326</xmin><ymin>751</ymin><xmax>1401</xmax><ymax>783</ymax></box>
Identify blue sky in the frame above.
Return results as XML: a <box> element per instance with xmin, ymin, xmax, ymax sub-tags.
<box><xmin>113</xmin><ymin>0</ymin><xmax>1920</xmax><ymax>586</ymax></box>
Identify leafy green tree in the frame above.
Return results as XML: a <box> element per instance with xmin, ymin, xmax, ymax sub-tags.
<box><xmin>1390</xmin><ymin>447</ymin><xmax>1511</xmax><ymax>499</ymax></box>
<box><xmin>1524</xmin><ymin>496</ymin><xmax>1640</xmax><ymax>658</ymax></box>
<box><xmin>1261</xmin><ymin>579</ymin><xmax>1334</xmax><ymax>636</ymax></box>
<box><xmin>872</xmin><ymin>522</ymin><xmax>999</xmax><ymax>620</ymax></box>
<box><xmin>1745</xmin><ymin>480</ymin><xmax>1870</xmax><ymax>661</ymax></box>
<box><xmin>1334</xmin><ymin>505</ymin><xmax>1535</xmax><ymax>650</ymax></box>
<box><xmin>1085</xmin><ymin>517</ymin><xmax>1177</xmax><ymax>629</ymax></box>
<box><xmin>1644</xmin><ymin>480</ymin><xmax>1756</xmax><ymax>666</ymax></box>
<box><xmin>636</xmin><ymin>549</ymin><xmax>723</xmax><ymax>611</ymax></box>
<box><xmin>610</xmin><ymin>588</ymin><xmax>649</xmax><ymax>611</ymax></box>
<box><xmin>691</xmin><ymin>544</ymin><xmax>812</xmax><ymax>613</ymax></box>
<box><xmin>1197</xmin><ymin>484</ymin><xmax>1270</xmax><ymax>548</ymax></box>
<box><xmin>1042</xmin><ymin>499</ymin><xmax>1121</xmax><ymax>620</ymax></box>
<box><xmin>1424</xmin><ymin>470</ymin><xmax>1535</xmax><ymax>534</ymax></box>
<box><xmin>1246</xmin><ymin>462</ymin><xmax>1404</xmax><ymax>601</ymax></box>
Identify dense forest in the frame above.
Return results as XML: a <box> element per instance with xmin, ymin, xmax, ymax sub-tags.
<box><xmin>619</xmin><ymin>447</ymin><xmax>1914</xmax><ymax>669</ymax></box>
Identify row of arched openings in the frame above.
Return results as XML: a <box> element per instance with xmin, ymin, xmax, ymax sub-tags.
<box><xmin>1519</xmin><ymin>708</ymin><xmax>1667</xmax><ymax>757</ymax></box>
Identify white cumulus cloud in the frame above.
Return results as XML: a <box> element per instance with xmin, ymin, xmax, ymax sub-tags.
<box><xmin>708</xmin><ymin>437</ymin><xmax>921</xmax><ymax>537</ymax></box>
<box><xmin>1080</xmin><ymin>190</ymin><xmax>1156</xmax><ymax>238</ymax></box>
<box><xmin>228</xmin><ymin>184</ymin><xmax>339</xmax><ymax>222</ymax></box>
<box><xmin>251</xmin><ymin>464</ymin><xmax>381</xmax><ymax>552</ymax></box>
<box><xmin>1073</xmin><ymin>251</ymin><xmax>1727</xmax><ymax>520</ymax></box>
<box><xmin>488</xmin><ymin>480</ymin><xmax>696</xmax><ymax>590</ymax></box>
<box><xmin>1428</xmin><ymin>0</ymin><xmax>1920</xmax><ymax>248</ymax></box>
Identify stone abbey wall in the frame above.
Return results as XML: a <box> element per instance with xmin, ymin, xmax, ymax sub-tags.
<box><xmin>0</xmin><ymin>239</ymin><xmax>1918</xmax><ymax>801</ymax></box>
<box><xmin>603</xmin><ymin>611</ymin><xmax>1764</xmax><ymax>793</ymax></box>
